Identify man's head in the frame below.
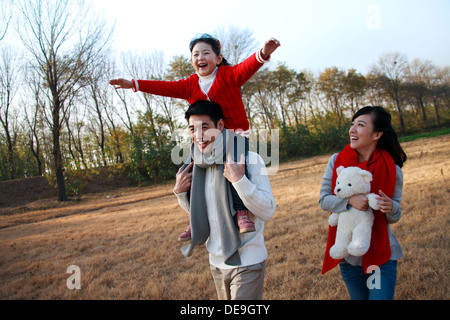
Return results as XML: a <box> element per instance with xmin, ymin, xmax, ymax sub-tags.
<box><xmin>185</xmin><ymin>100</ymin><xmax>225</xmax><ymax>153</ymax></box>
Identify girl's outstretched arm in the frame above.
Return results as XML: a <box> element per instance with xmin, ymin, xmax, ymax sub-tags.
<box><xmin>261</xmin><ymin>38</ymin><xmax>281</xmax><ymax>60</ymax></box>
<box><xmin>109</xmin><ymin>78</ymin><xmax>134</xmax><ymax>90</ymax></box>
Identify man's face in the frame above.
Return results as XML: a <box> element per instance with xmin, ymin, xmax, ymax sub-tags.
<box><xmin>188</xmin><ymin>115</ymin><xmax>224</xmax><ymax>154</ymax></box>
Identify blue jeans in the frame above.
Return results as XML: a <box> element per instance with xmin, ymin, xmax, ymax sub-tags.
<box><xmin>339</xmin><ymin>260</ymin><xmax>397</xmax><ymax>300</ymax></box>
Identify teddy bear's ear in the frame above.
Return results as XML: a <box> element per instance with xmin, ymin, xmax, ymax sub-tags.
<box><xmin>336</xmin><ymin>166</ymin><xmax>345</xmax><ymax>176</ymax></box>
<box><xmin>360</xmin><ymin>170</ymin><xmax>373</xmax><ymax>183</ymax></box>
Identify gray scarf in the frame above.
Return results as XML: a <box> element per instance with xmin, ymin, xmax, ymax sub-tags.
<box><xmin>180</xmin><ymin>129</ymin><xmax>246</xmax><ymax>266</ymax></box>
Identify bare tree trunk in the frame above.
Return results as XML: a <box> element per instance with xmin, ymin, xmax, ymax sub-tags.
<box><xmin>52</xmin><ymin>100</ymin><xmax>67</xmax><ymax>201</ymax></box>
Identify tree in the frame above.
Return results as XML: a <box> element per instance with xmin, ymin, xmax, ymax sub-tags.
<box><xmin>370</xmin><ymin>52</ymin><xmax>408</xmax><ymax>135</ymax></box>
<box><xmin>85</xmin><ymin>57</ymin><xmax>113</xmax><ymax>167</ymax></box>
<box><xmin>121</xmin><ymin>50</ymin><xmax>166</xmax><ymax>146</ymax></box>
<box><xmin>316</xmin><ymin>67</ymin><xmax>347</xmax><ymax>129</ymax></box>
<box><xmin>166</xmin><ymin>55</ymin><xmax>194</xmax><ymax>80</ymax></box>
<box><xmin>405</xmin><ymin>58</ymin><xmax>436</xmax><ymax>126</ymax></box>
<box><xmin>271</xmin><ymin>63</ymin><xmax>295</xmax><ymax>127</ymax></box>
<box><xmin>17</xmin><ymin>0</ymin><xmax>112</xmax><ymax>201</ymax></box>
<box><xmin>0</xmin><ymin>0</ymin><xmax>13</xmax><ymax>41</ymax></box>
<box><xmin>251</xmin><ymin>69</ymin><xmax>279</xmax><ymax>130</ymax></box>
<box><xmin>290</xmin><ymin>71</ymin><xmax>313</xmax><ymax>126</ymax></box>
<box><xmin>343</xmin><ymin>69</ymin><xmax>367</xmax><ymax>114</ymax></box>
<box><xmin>64</xmin><ymin>102</ymin><xmax>88</xmax><ymax>170</ymax></box>
<box><xmin>0</xmin><ymin>46</ymin><xmax>20</xmax><ymax>179</ymax></box>
<box><xmin>365</xmin><ymin>72</ymin><xmax>387</xmax><ymax>107</ymax></box>
<box><xmin>162</xmin><ymin>55</ymin><xmax>194</xmax><ymax>132</ymax></box>
<box><xmin>214</xmin><ymin>26</ymin><xmax>257</xmax><ymax>65</ymax></box>
<box><xmin>430</xmin><ymin>66</ymin><xmax>450</xmax><ymax>125</ymax></box>
<box><xmin>24</xmin><ymin>65</ymin><xmax>46</xmax><ymax>175</ymax></box>
<box><xmin>104</xmin><ymin>103</ymin><xmax>127</xmax><ymax>165</ymax></box>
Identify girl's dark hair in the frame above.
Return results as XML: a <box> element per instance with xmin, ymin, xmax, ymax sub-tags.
<box><xmin>185</xmin><ymin>100</ymin><xmax>224</xmax><ymax>126</ymax></box>
<box><xmin>189</xmin><ymin>33</ymin><xmax>231</xmax><ymax>66</ymax></box>
<box><xmin>353</xmin><ymin>106</ymin><xmax>407</xmax><ymax>168</ymax></box>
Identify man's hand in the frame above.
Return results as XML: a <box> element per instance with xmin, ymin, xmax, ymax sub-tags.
<box><xmin>174</xmin><ymin>162</ymin><xmax>193</xmax><ymax>194</ymax></box>
<box><xmin>109</xmin><ymin>78</ymin><xmax>134</xmax><ymax>90</ymax></box>
<box><xmin>223</xmin><ymin>153</ymin><xmax>245</xmax><ymax>183</ymax></box>
<box><xmin>261</xmin><ymin>38</ymin><xmax>281</xmax><ymax>60</ymax></box>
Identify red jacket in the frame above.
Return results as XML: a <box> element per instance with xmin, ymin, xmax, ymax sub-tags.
<box><xmin>133</xmin><ymin>51</ymin><xmax>268</xmax><ymax>132</ymax></box>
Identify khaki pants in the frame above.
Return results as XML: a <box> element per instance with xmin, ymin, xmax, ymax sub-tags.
<box><xmin>209</xmin><ymin>260</ymin><xmax>266</xmax><ymax>300</ymax></box>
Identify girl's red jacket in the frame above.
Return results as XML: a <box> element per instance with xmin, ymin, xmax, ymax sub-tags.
<box><xmin>133</xmin><ymin>51</ymin><xmax>267</xmax><ymax>132</ymax></box>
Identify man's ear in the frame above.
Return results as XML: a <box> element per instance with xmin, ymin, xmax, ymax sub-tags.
<box><xmin>217</xmin><ymin>119</ymin><xmax>225</xmax><ymax>131</ymax></box>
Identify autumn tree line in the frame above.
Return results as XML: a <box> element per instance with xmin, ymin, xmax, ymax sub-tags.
<box><xmin>1</xmin><ymin>0</ymin><xmax>449</xmax><ymax>201</ymax></box>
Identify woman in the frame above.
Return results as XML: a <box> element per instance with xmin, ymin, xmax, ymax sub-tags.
<box><xmin>319</xmin><ymin>106</ymin><xmax>407</xmax><ymax>300</ymax></box>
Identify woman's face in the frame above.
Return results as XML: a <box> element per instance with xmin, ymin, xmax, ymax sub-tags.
<box><xmin>349</xmin><ymin>114</ymin><xmax>382</xmax><ymax>151</ymax></box>
<box><xmin>191</xmin><ymin>42</ymin><xmax>223</xmax><ymax>77</ymax></box>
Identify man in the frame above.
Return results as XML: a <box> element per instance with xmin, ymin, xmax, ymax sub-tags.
<box><xmin>173</xmin><ymin>100</ymin><xmax>276</xmax><ymax>300</ymax></box>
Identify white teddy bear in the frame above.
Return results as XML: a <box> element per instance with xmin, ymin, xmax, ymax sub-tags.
<box><xmin>328</xmin><ymin>166</ymin><xmax>380</xmax><ymax>260</ymax></box>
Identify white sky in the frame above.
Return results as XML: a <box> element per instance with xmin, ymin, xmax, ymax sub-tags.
<box><xmin>77</xmin><ymin>0</ymin><xmax>450</xmax><ymax>74</ymax></box>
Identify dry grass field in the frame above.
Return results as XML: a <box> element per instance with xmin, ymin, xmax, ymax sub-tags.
<box><xmin>0</xmin><ymin>135</ymin><xmax>449</xmax><ymax>300</ymax></box>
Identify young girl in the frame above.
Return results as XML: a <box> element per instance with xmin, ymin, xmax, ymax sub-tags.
<box><xmin>319</xmin><ymin>106</ymin><xmax>407</xmax><ymax>300</ymax></box>
<box><xmin>110</xmin><ymin>33</ymin><xmax>280</xmax><ymax>241</ymax></box>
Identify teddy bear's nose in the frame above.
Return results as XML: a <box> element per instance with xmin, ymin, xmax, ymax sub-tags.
<box><xmin>336</xmin><ymin>188</ymin><xmax>341</xmax><ymax>193</ymax></box>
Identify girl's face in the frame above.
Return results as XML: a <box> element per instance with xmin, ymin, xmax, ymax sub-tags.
<box><xmin>349</xmin><ymin>114</ymin><xmax>382</xmax><ymax>152</ymax></box>
<box><xmin>191</xmin><ymin>42</ymin><xmax>223</xmax><ymax>77</ymax></box>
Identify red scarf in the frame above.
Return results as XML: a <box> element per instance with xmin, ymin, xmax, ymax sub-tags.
<box><xmin>321</xmin><ymin>144</ymin><xmax>397</xmax><ymax>274</ymax></box>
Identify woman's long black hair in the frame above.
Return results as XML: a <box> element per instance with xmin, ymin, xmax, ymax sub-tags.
<box><xmin>189</xmin><ymin>33</ymin><xmax>231</xmax><ymax>66</ymax></box>
<box><xmin>353</xmin><ymin>106</ymin><xmax>407</xmax><ymax>168</ymax></box>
